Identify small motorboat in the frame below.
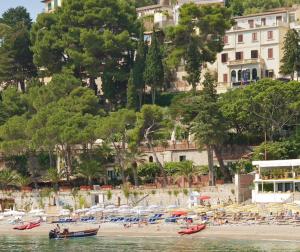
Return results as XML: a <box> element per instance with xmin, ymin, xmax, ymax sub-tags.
<box><xmin>178</xmin><ymin>224</ymin><xmax>206</xmax><ymax>235</ymax></box>
<box><xmin>49</xmin><ymin>227</ymin><xmax>100</xmax><ymax>240</ymax></box>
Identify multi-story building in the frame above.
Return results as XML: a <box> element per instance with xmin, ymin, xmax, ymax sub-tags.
<box><xmin>41</xmin><ymin>0</ymin><xmax>62</xmax><ymax>13</ymax></box>
<box><xmin>217</xmin><ymin>7</ymin><xmax>300</xmax><ymax>89</ymax></box>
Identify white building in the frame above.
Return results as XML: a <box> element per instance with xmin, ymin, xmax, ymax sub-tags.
<box><xmin>41</xmin><ymin>0</ymin><xmax>62</xmax><ymax>13</ymax></box>
<box><xmin>252</xmin><ymin>159</ymin><xmax>300</xmax><ymax>203</ymax></box>
<box><xmin>217</xmin><ymin>7</ymin><xmax>300</xmax><ymax>89</ymax></box>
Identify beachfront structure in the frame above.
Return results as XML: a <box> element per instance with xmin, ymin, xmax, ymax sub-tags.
<box><xmin>41</xmin><ymin>0</ymin><xmax>62</xmax><ymax>13</ymax></box>
<box><xmin>216</xmin><ymin>6</ymin><xmax>300</xmax><ymax>89</ymax></box>
<box><xmin>252</xmin><ymin>159</ymin><xmax>300</xmax><ymax>203</ymax></box>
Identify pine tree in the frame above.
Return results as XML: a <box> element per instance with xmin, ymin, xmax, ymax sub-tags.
<box><xmin>144</xmin><ymin>31</ymin><xmax>164</xmax><ymax>104</ymax></box>
<box><xmin>280</xmin><ymin>29</ymin><xmax>300</xmax><ymax>80</ymax></box>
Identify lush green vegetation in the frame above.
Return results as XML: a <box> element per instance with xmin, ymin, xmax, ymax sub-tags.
<box><xmin>0</xmin><ymin>1</ymin><xmax>299</xmax><ymax>189</ymax></box>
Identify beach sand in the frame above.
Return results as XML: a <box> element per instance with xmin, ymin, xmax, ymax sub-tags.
<box><xmin>3</xmin><ymin>222</ymin><xmax>300</xmax><ymax>242</ymax></box>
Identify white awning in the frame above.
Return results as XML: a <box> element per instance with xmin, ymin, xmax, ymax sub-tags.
<box><xmin>252</xmin><ymin>159</ymin><xmax>300</xmax><ymax>168</ymax></box>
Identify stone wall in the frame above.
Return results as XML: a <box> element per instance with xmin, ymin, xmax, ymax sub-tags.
<box><xmin>0</xmin><ymin>184</ymin><xmax>236</xmax><ymax>212</ymax></box>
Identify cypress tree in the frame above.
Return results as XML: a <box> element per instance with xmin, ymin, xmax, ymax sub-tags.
<box><xmin>127</xmin><ymin>70</ymin><xmax>137</xmax><ymax>110</ymax></box>
<box><xmin>144</xmin><ymin>31</ymin><xmax>164</xmax><ymax>105</ymax></box>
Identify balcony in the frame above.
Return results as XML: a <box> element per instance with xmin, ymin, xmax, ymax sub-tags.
<box><xmin>228</xmin><ymin>58</ymin><xmax>264</xmax><ymax>67</ymax></box>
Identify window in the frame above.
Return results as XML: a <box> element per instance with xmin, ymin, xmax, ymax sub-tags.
<box><xmin>248</xmin><ymin>20</ymin><xmax>254</xmax><ymax>28</ymax></box>
<box><xmin>179</xmin><ymin>156</ymin><xmax>186</xmax><ymax>162</ymax></box>
<box><xmin>267</xmin><ymin>31</ymin><xmax>273</xmax><ymax>40</ymax></box>
<box><xmin>54</xmin><ymin>0</ymin><xmax>58</xmax><ymax>7</ymax></box>
<box><xmin>242</xmin><ymin>69</ymin><xmax>250</xmax><ymax>82</ymax></box>
<box><xmin>223</xmin><ymin>73</ymin><xmax>228</xmax><ymax>83</ymax></box>
<box><xmin>223</xmin><ymin>35</ymin><xmax>228</xmax><ymax>44</ymax></box>
<box><xmin>231</xmin><ymin>70</ymin><xmax>236</xmax><ymax>82</ymax></box>
<box><xmin>221</xmin><ymin>53</ymin><xmax>228</xmax><ymax>63</ymax></box>
<box><xmin>47</xmin><ymin>2</ymin><xmax>52</xmax><ymax>11</ymax></box>
<box><xmin>265</xmin><ymin>70</ymin><xmax>274</xmax><ymax>78</ymax></box>
<box><xmin>238</xmin><ymin>34</ymin><xmax>243</xmax><ymax>43</ymax></box>
<box><xmin>252</xmin><ymin>32</ymin><xmax>258</xmax><ymax>41</ymax></box>
<box><xmin>268</xmin><ymin>48</ymin><xmax>273</xmax><ymax>59</ymax></box>
<box><xmin>235</xmin><ymin>52</ymin><xmax>243</xmax><ymax>60</ymax></box>
<box><xmin>276</xmin><ymin>16</ymin><xmax>282</xmax><ymax>24</ymax></box>
<box><xmin>252</xmin><ymin>68</ymin><xmax>258</xmax><ymax>80</ymax></box>
<box><xmin>149</xmin><ymin>156</ymin><xmax>153</xmax><ymax>162</ymax></box>
<box><xmin>261</xmin><ymin>18</ymin><xmax>266</xmax><ymax>26</ymax></box>
<box><xmin>251</xmin><ymin>50</ymin><xmax>258</xmax><ymax>59</ymax></box>
<box><xmin>289</xmin><ymin>13</ymin><xmax>296</xmax><ymax>23</ymax></box>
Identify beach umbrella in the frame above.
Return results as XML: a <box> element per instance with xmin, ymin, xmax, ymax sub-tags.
<box><xmin>172</xmin><ymin>210</ymin><xmax>187</xmax><ymax>216</ymax></box>
<box><xmin>198</xmin><ymin>196</ymin><xmax>211</xmax><ymax>201</ymax></box>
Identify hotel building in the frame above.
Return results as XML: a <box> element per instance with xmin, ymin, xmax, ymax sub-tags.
<box><xmin>217</xmin><ymin>7</ymin><xmax>300</xmax><ymax>89</ymax></box>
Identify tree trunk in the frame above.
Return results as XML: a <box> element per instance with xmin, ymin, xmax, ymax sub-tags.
<box><xmin>89</xmin><ymin>77</ymin><xmax>98</xmax><ymax>95</ymax></box>
<box><xmin>138</xmin><ymin>91</ymin><xmax>143</xmax><ymax>111</ymax></box>
<box><xmin>188</xmin><ymin>176</ymin><xmax>192</xmax><ymax>188</ymax></box>
<box><xmin>132</xmin><ymin>162</ymin><xmax>139</xmax><ymax>187</ymax></box>
<box><xmin>112</xmin><ymin>142</ymin><xmax>126</xmax><ymax>184</ymax></box>
<box><xmin>207</xmin><ymin>145</ymin><xmax>215</xmax><ymax>186</ymax></box>
<box><xmin>213</xmin><ymin>145</ymin><xmax>231</xmax><ymax>182</ymax></box>
<box><xmin>147</xmin><ymin>138</ymin><xmax>167</xmax><ymax>187</ymax></box>
<box><xmin>65</xmin><ymin>145</ymin><xmax>72</xmax><ymax>181</ymax></box>
<box><xmin>49</xmin><ymin>150</ymin><xmax>53</xmax><ymax>168</ymax></box>
<box><xmin>151</xmin><ymin>87</ymin><xmax>156</xmax><ymax>104</ymax></box>
<box><xmin>19</xmin><ymin>80</ymin><xmax>26</xmax><ymax>93</ymax></box>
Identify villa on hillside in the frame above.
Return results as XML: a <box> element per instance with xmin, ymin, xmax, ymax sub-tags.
<box><xmin>252</xmin><ymin>159</ymin><xmax>300</xmax><ymax>203</ymax></box>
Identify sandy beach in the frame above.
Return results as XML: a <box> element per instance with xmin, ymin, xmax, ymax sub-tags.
<box><xmin>3</xmin><ymin>222</ymin><xmax>300</xmax><ymax>242</ymax></box>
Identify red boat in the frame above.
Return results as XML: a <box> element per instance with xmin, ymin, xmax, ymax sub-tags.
<box><xmin>13</xmin><ymin>224</ymin><xmax>28</xmax><ymax>230</ymax></box>
<box><xmin>13</xmin><ymin>221</ymin><xmax>41</xmax><ymax>230</ymax></box>
<box><xmin>178</xmin><ymin>224</ymin><xmax>206</xmax><ymax>235</ymax></box>
<box><xmin>26</xmin><ymin>221</ymin><xmax>40</xmax><ymax>229</ymax></box>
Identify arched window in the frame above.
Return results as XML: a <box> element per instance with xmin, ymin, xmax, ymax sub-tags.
<box><xmin>149</xmin><ymin>156</ymin><xmax>153</xmax><ymax>163</ymax></box>
<box><xmin>242</xmin><ymin>69</ymin><xmax>250</xmax><ymax>81</ymax></box>
<box><xmin>252</xmin><ymin>68</ymin><xmax>258</xmax><ymax>80</ymax></box>
<box><xmin>238</xmin><ymin>70</ymin><xmax>242</xmax><ymax>81</ymax></box>
<box><xmin>231</xmin><ymin>70</ymin><xmax>236</xmax><ymax>83</ymax></box>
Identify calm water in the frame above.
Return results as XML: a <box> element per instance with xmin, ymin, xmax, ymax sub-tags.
<box><xmin>0</xmin><ymin>236</ymin><xmax>300</xmax><ymax>252</ymax></box>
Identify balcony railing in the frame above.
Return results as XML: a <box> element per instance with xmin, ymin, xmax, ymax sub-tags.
<box><xmin>228</xmin><ymin>58</ymin><xmax>264</xmax><ymax>66</ymax></box>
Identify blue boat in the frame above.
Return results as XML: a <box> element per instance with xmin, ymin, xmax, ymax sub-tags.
<box><xmin>51</xmin><ymin>218</ymin><xmax>77</xmax><ymax>224</ymax></box>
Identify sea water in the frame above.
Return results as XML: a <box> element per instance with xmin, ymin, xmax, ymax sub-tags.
<box><xmin>0</xmin><ymin>236</ymin><xmax>300</xmax><ymax>252</ymax></box>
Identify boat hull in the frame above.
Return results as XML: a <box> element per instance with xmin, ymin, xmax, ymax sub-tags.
<box><xmin>49</xmin><ymin>228</ymin><xmax>99</xmax><ymax>240</ymax></box>
<box><xmin>178</xmin><ymin>224</ymin><xmax>206</xmax><ymax>235</ymax></box>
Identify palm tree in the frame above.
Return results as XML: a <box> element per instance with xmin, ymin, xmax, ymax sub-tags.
<box><xmin>16</xmin><ymin>175</ymin><xmax>31</xmax><ymax>188</ymax></box>
<box><xmin>173</xmin><ymin>161</ymin><xmax>200</xmax><ymax>188</ymax></box>
<box><xmin>44</xmin><ymin>168</ymin><xmax>65</xmax><ymax>191</ymax></box>
<box><xmin>0</xmin><ymin>169</ymin><xmax>18</xmax><ymax>190</ymax></box>
<box><xmin>125</xmin><ymin>146</ymin><xmax>146</xmax><ymax>187</ymax></box>
<box><xmin>76</xmin><ymin>160</ymin><xmax>104</xmax><ymax>186</ymax></box>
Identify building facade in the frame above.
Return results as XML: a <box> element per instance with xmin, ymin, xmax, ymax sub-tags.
<box><xmin>217</xmin><ymin>7</ymin><xmax>300</xmax><ymax>89</ymax></box>
<box><xmin>252</xmin><ymin>159</ymin><xmax>300</xmax><ymax>203</ymax></box>
<box><xmin>42</xmin><ymin>0</ymin><xmax>62</xmax><ymax>13</ymax></box>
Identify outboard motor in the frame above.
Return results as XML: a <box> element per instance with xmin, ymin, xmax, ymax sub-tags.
<box><xmin>49</xmin><ymin>230</ymin><xmax>57</xmax><ymax>239</ymax></box>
